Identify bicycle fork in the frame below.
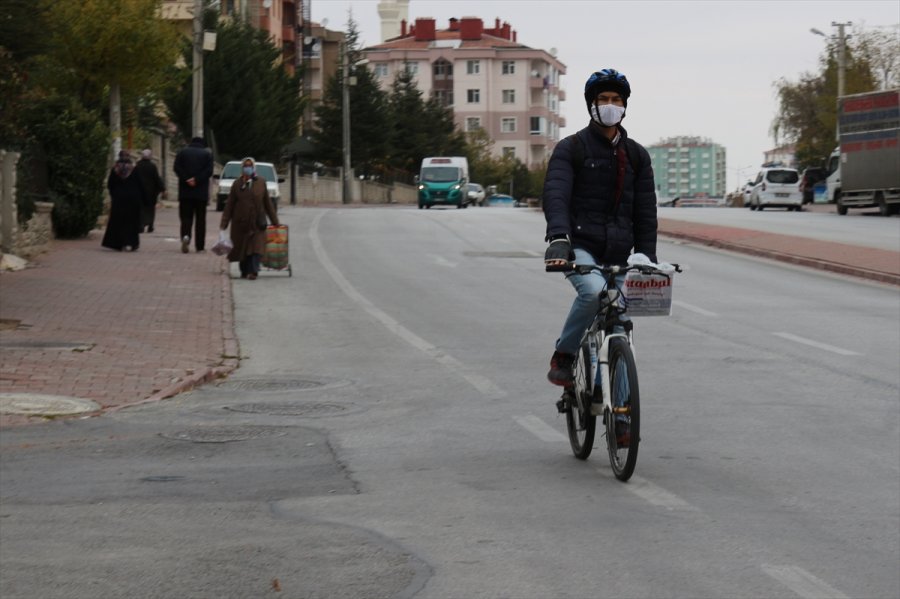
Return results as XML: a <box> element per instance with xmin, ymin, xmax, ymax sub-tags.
<box><xmin>591</xmin><ymin>332</ymin><xmax>630</xmax><ymax>416</ymax></box>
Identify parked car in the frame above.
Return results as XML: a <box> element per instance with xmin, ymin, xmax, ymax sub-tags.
<box><xmin>799</xmin><ymin>166</ymin><xmax>827</xmax><ymax>205</ymax></box>
<box><xmin>466</xmin><ymin>183</ymin><xmax>486</xmax><ymax>206</ymax></box>
<box><xmin>748</xmin><ymin>167</ymin><xmax>802</xmax><ymax>211</ymax></box>
<box><xmin>214</xmin><ymin>161</ymin><xmax>284</xmax><ymax>211</ymax></box>
<box><xmin>486</xmin><ymin>193</ymin><xmax>525</xmax><ymax>207</ymax></box>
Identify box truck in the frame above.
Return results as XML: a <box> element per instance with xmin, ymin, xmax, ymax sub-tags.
<box><xmin>417</xmin><ymin>157</ymin><xmax>469</xmax><ymax>209</ymax></box>
<box><xmin>825</xmin><ymin>89</ymin><xmax>900</xmax><ymax>216</ymax></box>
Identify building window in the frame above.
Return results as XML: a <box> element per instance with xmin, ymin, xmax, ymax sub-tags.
<box><xmin>433</xmin><ymin>59</ymin><xmax>452</xmax><ymax>79</ymax></box>
<box><xmin>530</xmin><ymin>116</ymin><xmax>543</xmax><ymax>134</ymax></box>
<box><xmin>466</xmin><ymin>117</ymin><xmax>481</xmax><ymax>131</ymax></box>
<box><xmin>374</xmin><ymin>63</ymin><xmax>389</xmax><ymax>78</ymax></box>
<box><xmin>404</xmin><ymin>61</ymin><xmax>418</xmax><ymax>75</ymax></box>
<box><xmin>467</xmin><ymin>89</ymin><xmax>480</xmax><ymax>103</ymax></box>
<box><xmin>433</xmin><ymin>90</ymin><xmax>454</xmax><ymax>107</ymax></box>
<box><xmin>502</xmin><ymin>89</ymin><xmax>515</xmax><ymax>104</ymax></box>
<box><xmin>467</xmin><ymin>60</ymin><xmax>480</xmax><ymax>75</ymax></box>
<box><xmin>503</xmin><ymin>147</ymin><xmax>516</xmax><ymax>158</ymax></box>
<box><xmin>502</xmin><ymin>60</ymin><xmax>516</xmax><ymax>75</ymax></box>
<box><xmin>501</xmin><ymin>117</ymin><xmax>516</xmax><ymax>133</ymax></box>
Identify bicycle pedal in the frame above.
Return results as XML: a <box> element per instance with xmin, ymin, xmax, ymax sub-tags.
<box><xmin>555</xmin><ymin>398</ymin><xmax>567</xmax><ymax>413</ymax></box>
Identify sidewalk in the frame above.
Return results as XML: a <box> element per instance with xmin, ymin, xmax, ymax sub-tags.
<box><xmin>658</xmin><ymin>215</ymin><xmax>900</xmax><ymax>286</ymax></box>
<box><xmin>0</xmin><ymin>203</ymin><xmax>238</xmax><ymax>427</ymax></box>
<box><xmin>1</xmin><ymin>203</ymin><xmax>897</xmax><ymax>427</ymax></box>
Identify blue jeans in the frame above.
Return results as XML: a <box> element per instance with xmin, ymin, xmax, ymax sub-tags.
<box><xmin>555</xmin><ymin>248</ymin><xmax>625</xmax><ymax>355</ymax></box>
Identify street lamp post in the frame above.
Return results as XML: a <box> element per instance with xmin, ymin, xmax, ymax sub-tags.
<box><xmin>341</xmin><ymin>41</ymin><xmax>351</xmax><ymax>204</ymax></box>
<box><xmin>811</xmin><ymin>22</ymin><xmax>852</xmax><ymax>141</ymax></box>
<box><xmin>340</xmin><ymin>43</ymin><xmax>369</xmax><ymax>204</ymax></box>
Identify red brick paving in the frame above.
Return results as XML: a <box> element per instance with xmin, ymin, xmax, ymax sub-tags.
<box><xmin>658</xmin><ymin>218</ymin><xmax>900</xmax><ymax>285</ymax></box>
<box><xmin>0</xmin><ymin>204</ymin><xmax>238</xmax><ymax>427</ymax></box>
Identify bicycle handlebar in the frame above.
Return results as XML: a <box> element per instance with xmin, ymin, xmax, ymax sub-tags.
<box><xmin>546</xmin><ymin>262</ymin><xmax>682</xmax><ymax>275</ymax></box>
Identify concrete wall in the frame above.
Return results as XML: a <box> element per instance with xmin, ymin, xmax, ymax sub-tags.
<box><xmin>281</xmin><ymin>170</ymin><xmax>418</xmax><ymax>205</ymax></box>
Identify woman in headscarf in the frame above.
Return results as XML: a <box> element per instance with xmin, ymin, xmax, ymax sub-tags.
<box><xmin>219</xmin><ymin>157</ymin><xmax>279</xmax><ymax>280</ymax></box>
<box><xmin>102</xmin><ymin>150</ymin><xmax>145</xmax><ymax>251</ymax></box>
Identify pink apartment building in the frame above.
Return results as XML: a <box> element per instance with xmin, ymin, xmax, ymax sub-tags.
<box><xmin>363</xmin><ymin>16</ymin><xmax>567</xmax><ymax>168</ymax></box>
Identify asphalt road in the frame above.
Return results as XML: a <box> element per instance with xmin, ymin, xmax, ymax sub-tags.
<box><xmin>1</xmin><ymin>206</ymin><xmax>898</xmax><ymax>598</ymax></box>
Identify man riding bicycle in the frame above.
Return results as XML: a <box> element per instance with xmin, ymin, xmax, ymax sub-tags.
<box><xmin>542</xmin><ymin>68</ymin><xmax>659</xmax><ymax>388</ymax></box>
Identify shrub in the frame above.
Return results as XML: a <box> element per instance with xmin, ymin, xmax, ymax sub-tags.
<box><xmin>17</xmin><ymin>94</ymin><xmax>109</xmax><ymax>238</ymax></box>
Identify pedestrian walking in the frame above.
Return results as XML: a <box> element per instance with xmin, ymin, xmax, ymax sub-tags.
<box><xmin>134</xmin><ymin>148</ymin><xmax>166</xmax><ymax>233</ymax></box>
<box><xmin>101</xmin><ymin>150</ymin><xmax>145</xmax><ymax>252</ymax></box>
<box><xmin>173</xmin><ymin>136</ymin><xmax>214</xmax><ymax>253</ymax></box>
<box><xmin>219</xmin><ymin>157</ymin><xmax>279</xmax><ymax>280</ymax></box>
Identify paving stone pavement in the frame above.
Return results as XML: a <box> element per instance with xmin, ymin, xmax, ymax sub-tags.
<box><xmin>1</xmin><ymin>202</ymin><xmax>897</xmax><ymax>428</ymax></box>
<box><xmin>0</xmin><ymin>203</ymin><xmax>238</xmax><ymax>427</ymax></box>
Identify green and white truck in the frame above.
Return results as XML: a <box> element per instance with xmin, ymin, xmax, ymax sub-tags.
<box><xmin>417</xmin><ymin>157</ymin><xmax>470</xmax><ymax>209</ymax></box>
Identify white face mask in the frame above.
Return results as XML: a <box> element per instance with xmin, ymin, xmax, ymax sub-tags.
<box><xmin>591</xmin><ymin>103</ymin><xmax>625</xmax><ymax>126</ymax></box>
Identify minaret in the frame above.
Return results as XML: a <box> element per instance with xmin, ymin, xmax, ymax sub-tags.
<box><xmin>377</xmin><ymin>0</ymin><xmax>410</xmax><ymax>42</ymax></box>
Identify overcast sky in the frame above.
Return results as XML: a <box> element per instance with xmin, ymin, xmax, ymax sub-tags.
<box><xmin>310</xmin><ymin>0</ymin><xmax>899</xmax><ymax>191</ymax></box>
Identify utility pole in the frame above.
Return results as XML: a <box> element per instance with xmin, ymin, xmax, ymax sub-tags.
<box><xmin>341</xmin><ymin>40</ymin><xmax>351</xmax><ymax>204</ymax></box>
<box><xmin>833</xmin><ymin>21</ymin><xmax>851</xmax><ymax>98</ymax></box>
<box><xmin>191</xmin><ymin>0</ymin><xmax>204</xmax><ymax>139</ymax></box>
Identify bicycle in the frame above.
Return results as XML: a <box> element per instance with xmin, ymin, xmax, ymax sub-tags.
<box><xmin>552</xmin><ymin>260</ymin><xmax>681</xmax><ymax>481</ymax></box>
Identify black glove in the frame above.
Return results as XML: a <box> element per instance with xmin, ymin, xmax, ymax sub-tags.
<box><xmin>544</xmin><ymin>239</ymin><xmax>574</xmax><ymax>271</ymax></box>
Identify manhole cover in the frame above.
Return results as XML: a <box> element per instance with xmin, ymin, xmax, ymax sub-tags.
<box><xmin>463</xmin><ymin>250</ymin><xmax>540</xmax><ymax>259</ymax></box>
<box><xmin>159</xmin><ymin>425</ymin><xmax>288</xmax><ymax>443</ymax></box>
<box><xmin>0</xmin><ymin>393</ymin><xmax>101</xmax><ymax>416</ymax></box>
<box><xmin>224</xmin><ymin>401</ymin><xmax>352</xmax><ymax>417</ymax></box>
<box><xmin>217</xmin><ymin>378</ymin><xmax>325</xmax><ymax>392</ymax></box>
<box><xmin>0</xmin><ymin>340</ymin><xmax>93</xmax><ymax>351</ymax></box>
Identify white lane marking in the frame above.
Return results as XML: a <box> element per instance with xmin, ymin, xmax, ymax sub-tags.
<box><xmin>772</xmin><ymin>332</ymin><xmax>861</xmax><ymax>356</ymax></box>
<box><xmin>310</xmin><ymin>212</ymin><xmax>505</xmax><ymax>398</ymax></box>
<box><xmin>430</xmin><ymin>255</ymin><xmax>458</xmax><ymax>268</ymax></box>
<box><xmin>620</xmin><ymin>476</ymin><xmax>700</xmax><ymax>511</ymax></box>
<box><xmin>672</xmin><ymin>300</ymin><xmax>718</xmax><ymax>317</ymax></box>
<box><xmin>761</xmin><ymin>564</ymin><xmax>849</xmax><ymax>599</ymax></box>
<box><xmin>514</xmin><ymin>415</ymin><xmax>566</xmax><ymax>442</ymax></box>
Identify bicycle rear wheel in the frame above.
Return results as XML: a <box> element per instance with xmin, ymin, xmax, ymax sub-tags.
<box><xmin>605</xmin><ymin>337</ymin><xmax>640</xmax><ymax>481</ymax></box>
<box><xmin>566</xmin><ymin>344</ymin><xmax>596</xmax><ymax>459</ymax></box>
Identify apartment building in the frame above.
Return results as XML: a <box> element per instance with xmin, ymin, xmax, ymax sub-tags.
<box><xmin>647</xmin><ymin>136</ymin><xmax>727</xmax><ymax>199</ymax></box>
<box><xmin>362</xmin><ymin>16</ymin><xmax>566</xmax><ymax>168</ymax></box>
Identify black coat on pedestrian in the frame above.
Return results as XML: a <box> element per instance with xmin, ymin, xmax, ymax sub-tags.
<box><xmin>173</xmin><ymin>140</ymin><xmax>214</xmax><ymax>201</ymax></box>
<box><xmin>542</xmin><ymin>122</ymin><xmax>658</xmax><ymax>265</ymax></box>
<box><xmin>134</xmin><ymin>158</ymin><xmax>165</xmax><ymax>206</ymax></box>
<box><xmin>134</xmin><ymin>157</ymin><xmax>165</xmax><ymax>229</ymax></box>
<box><xmin>102</xmin><ymin>168</ymin><xmax>145</xmax><ymax>251</ymax></box>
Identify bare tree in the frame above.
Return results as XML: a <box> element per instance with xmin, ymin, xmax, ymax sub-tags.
<box><xmin>851</xmin><ymin>24</ymin><xmax>900</xmax><ymax>90</ymax></box>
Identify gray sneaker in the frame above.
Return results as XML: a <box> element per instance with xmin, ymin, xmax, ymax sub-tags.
<box><xmin>181</xmin><ymin>236</ymin><xmax>190</xmax><ymax>254</ymax></box>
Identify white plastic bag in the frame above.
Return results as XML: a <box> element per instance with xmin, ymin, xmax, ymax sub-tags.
<box><xmin>211</xmin><ymin>230</ymin><xmax>233</xmax><ymax>256</ymax></box>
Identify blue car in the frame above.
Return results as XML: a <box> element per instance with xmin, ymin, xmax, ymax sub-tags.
<box><xmin>487</xmin><ymin>194</ymin><xmax>523</xmax><ymax>207</ymax></box>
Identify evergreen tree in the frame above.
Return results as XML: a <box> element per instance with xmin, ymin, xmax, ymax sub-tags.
<box><xmin>165</xmin><ymin>17</ymin><xmax>305</xmax><ymax>163</ymax></box>
<box><xmin>311</xmin><ymin>16</ymin><xmax>389</xmax><ymax>176</ymax></box>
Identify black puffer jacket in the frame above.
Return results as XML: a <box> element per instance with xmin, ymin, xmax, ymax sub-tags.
<box><xmin>543</xmin><ymin>122</ymin><xmax>658</xmax><ymax>264</ymax></box>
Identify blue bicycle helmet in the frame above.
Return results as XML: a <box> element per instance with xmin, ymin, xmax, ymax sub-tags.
<box><xmin>584</xmin><ymin>69</ymin><xmax>631</xmax><ymax>113</ymax></box>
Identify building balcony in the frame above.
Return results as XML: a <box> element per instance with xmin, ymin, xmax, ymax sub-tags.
<box><xmin>282</xmin><ymin>25</ymin><xmax>296</xmax><ymax>42</ymax></box>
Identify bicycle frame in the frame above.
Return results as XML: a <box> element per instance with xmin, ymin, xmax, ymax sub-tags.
<box><xmin>577</xmin><ymin>278</ymin><xmax>632</xmax><ymax>418</ymax></box>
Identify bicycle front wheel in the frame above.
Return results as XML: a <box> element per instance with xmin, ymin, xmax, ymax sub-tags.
<box><xmin>566</xmin><ymin>344</ymin><xmax>596</xmax><ymax>460</ymax></box>
<box><xmin>605</xmin><ymin>337</ymin><xmax>640</xmax><ymax>481</ymax></box>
